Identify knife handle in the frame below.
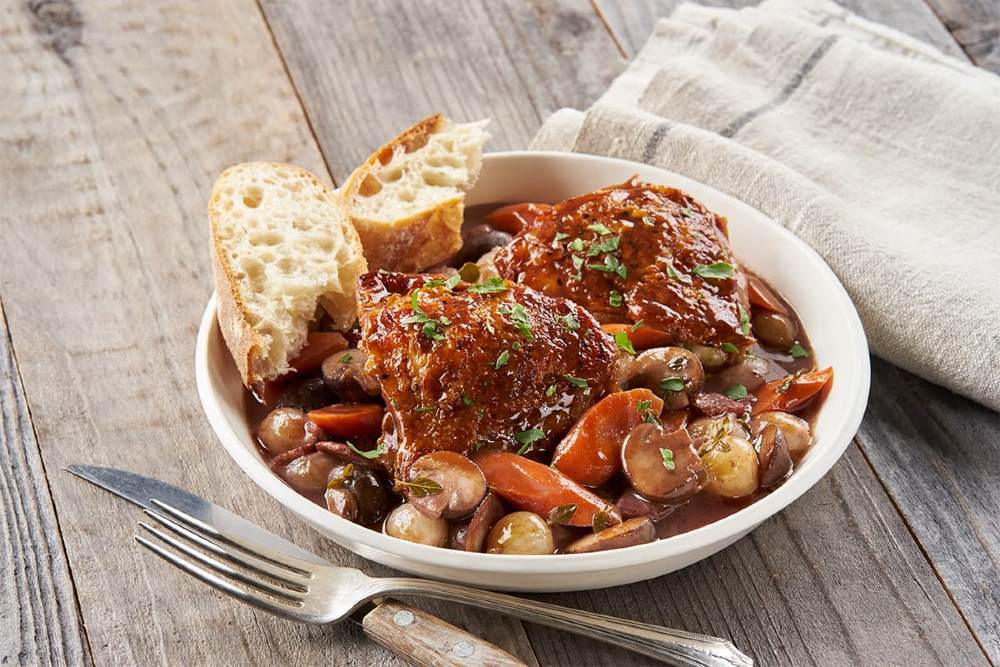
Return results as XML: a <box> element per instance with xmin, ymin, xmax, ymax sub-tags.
<box><xmin>362</xmin><ymin>598</ymin><xmax>526</xmax><ymax>667</ymax></box>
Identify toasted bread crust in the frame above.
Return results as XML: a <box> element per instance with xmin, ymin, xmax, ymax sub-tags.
<box><xmin>208</xmin><ymin>162</ymin><xmax>364</xmax><ymax>388</ymax></box>
<box><xmin>343</xmin><ymin>114</ymin><xmax>467</xmax><ymax>271</ymax></box>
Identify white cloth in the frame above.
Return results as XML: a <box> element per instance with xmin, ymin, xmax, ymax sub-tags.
<box><xmin>531</xmin><ymin>0</ymin><xmax>1000</xmax><ymax>411</ymax></box>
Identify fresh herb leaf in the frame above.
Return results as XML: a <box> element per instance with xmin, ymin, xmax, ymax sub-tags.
<box><xmin>642</xmin><ymin>215</ymin><xmax>655</xmax><ymax>227</ymax></box>
<box><xmin>422</xmin><ymin>321</ymin><xmax>446</xmax><ymax>341</ymax></box>
<box><xmin>445</xmin><ymin>274</ymin><xmax>461</xmax><ymax>289</ymax></box>
<box><xmin>587</xmin><ymin>222</ymin><xmax>612</xmax><ymax>235</ymax></box>
<box><xmin>666</xmin><ymin>260</ymin><xmax>693</xmax><ymax>285</ymax></box>
<box><xmin>571</xmin><ymin>255</ymin><xmax>585</xmax><ymax>271</ymax></box>
<box><xmin>681</xmin><ymin>206</ymin><xmax>694</xmax><ymax>216</ymax></box>
<box><xmin>461</xmin><ymin>394</ymin><xmax>474</xmax><ymax>407</ymax></box>
<box><xmin>588</xmin><ymin>254</ymin><xmax>627</xmax><ymax>279</ymax></box>
<box><xmin>554</xmin><ymin>232</ymin><xmax>570</xmax><ymax>242</ymax></box>
<box><xmin>586</xmin><ymin>235</ymin><xmax>620</xmax><ymax>257</ymax></box>
<box><xmin>569</xmin><ymin>238</ymin><xmax>585</xmax><ymax>252</ymax></box>
<box><xmin>512</xmin><ymin>342</ymin><xmax>522</xmax><ymax>351</ymax></box>
<box><xmin>423</xmin><ymin>278</ymin><xmax>445</xmax><ymax>288</ymax></box>
<box><xmin>468</xmin><ymin>277</ymin><xmax>507</xmax><ymax>294</ymax></box>
<box><xmin>643</xmin><ymin>410</ymin><xmax>662</xmax><ymax>425</ymax></box>
<box><xmin>326</xmin><ymin>463</ymin><xmax>354</xmax><ymax>488</ymax></box>
<box><xmin>564</xmin><ymin>374</ymin><xmax>589</xmax><ymax>389</ymax></box>
<box><xmin>495</xmin><ymin>350</ymin><xmax>510</xmax><ymax>369</ymax></box>
<box><xmin>548</xmin><ymin>504</ymin><xmax>578</xmax><ymax>526</ymax></box>
<box><xmin>631</xmin><ymin>320</ymin><xmax>644</xmax><ymax>332</ymax></box>
<box><xmin>484</xmin><ymin>319</ymin><xmax>496</xmax><ymax>335</ymax></box>
<box><xmin>724</xmin><ymin>383</ymin><xmax>748</xmax><ymax>400</ymax></box>
<box><xmin>721</xmin><ymin>342</ymin><xmax>739</xmax><ymax>354</ymax></box>
<box><xmin>592</xmin><ymin>510</ymin><xmax>613</xmax><ymax>533</ymax></box>
<box><xmin>636</xmin><ymin>399</ymin><xmax>652</xmax><ymax>414</ymax></box>
<box><xmin>659</xmin><ymin>377</ymin><xmax>685</xmax><ymax>393</ymax></box>
<box><xmin>609</xmin><ymin>291</ymin><xmax>623</xmax><ymax>307</ymax></box>
<box><xmin>614</xmin><ymin>330</ymin><xmax>636</xmax><ymax>355</ymax></box>
<box><xmin>739</xmin><ymin>305</ymin><xmax>751</xmax><ymax>336</ymax></box>
<box><xmin>506</xmin><ymin>302</ymin><xmax>534</xmax><ymax>339</ymax></box>
<box><xmin>515</xmin><ymin>428</ymin><xmax>546</xmax><ymax>454</ymax></box>
<box><xmin>413</xmin><ymin>405</ymin><xmax>435</xmax><ymax>414</ymax></box>
<box><xmin>346</xmin><ymin>441</ymin><xmax>385</xmax><ymax>460</ymax></box>
<box><xmin>560</xmin><ymin>314</ymin><xmax>580</xmax><ymax>331</ymax></box>
<box><xmin>402</xmin><ymin>477</ymin><xmax>443</xmax><ymax>497</ymax></box>
<box><xmin>340</xmin><ymin>353</ymin><xmax>353</xmax><ymax>363</ymax></box>
<box><xmin>692</xmin><ymin>262</ymin><xmax>734</xmax><ymax>279</ymax></box>
<box><xmin>660</xmin><ymin>448</ymin><xmax>676</xmax><ymax>471</ymax></box>
<box><xmin>789</xmin><ymin>343</ymin><xmax>809</xmax><ymax>359</ymax></box>
<box><xmin>545</xmin><ymin>384</ymin><xmax>557</xmax><ymax>397</ymax></box>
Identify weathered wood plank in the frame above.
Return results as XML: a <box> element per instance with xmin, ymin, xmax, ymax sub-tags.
<box><xmin>0</xmin><ymin>301</ymin><xmax>92</xmax><ymax>666</ymax></box>
<box><xmin>257</xmin><ymin>0</ymin><xmax>627</xmax><ymax>181</ymax></box>
<box><xmin>525</xmin><ymin>445</ymin><xmax>988</xmax><ymax>666</ymax></box>
<box><xmin>0</xmin><ymin>0</ymin><xmax>536</xmax><ymax>665</ymax></box>
<box><xmin>596</xmin><ymin>0</ymin><xmax>967</xmax><ymax>58</ymax></box>
<box><xmin>925</xmin><ymin>0</ymin><xmax>1000</xmax><ymax>72</ymax></box>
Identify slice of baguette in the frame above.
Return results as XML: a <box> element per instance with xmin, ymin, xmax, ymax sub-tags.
<box><xmin>342</xmin><ymin>114</ymin><xmax>489</xmax><ymax>272</ymax></box>
<box><xmin>208</xmin><ymin>162</ymin><xmax>367</xmax><ymax>389</ymax></box>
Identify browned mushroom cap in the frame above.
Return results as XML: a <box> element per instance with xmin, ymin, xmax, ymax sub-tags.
<box><xmin>616</xmin><ymin>347</ymin><xmax>704</xmax><ymax>410</ymax></box>
<box><xmin>406</xmin><ymin>451</ymin><xmax>487</xmax><ymax>520</ymax></box>
<box><xmin>621</xmin><ymin>424</ymin><xmax>707</xmax><ymax>503</ymax></box>
<box><xmin>449</xmin><ymin>492</ymin><xmax>505</xmax><ymax>552</ymax></box>
<box><xmin>756</xmin><ymin>424</ymin><xmax>793</xmax><ymax>489</ymax></box>
<box><xmin>321</xmin><ymin>349</ymin><xmax>381</xmax><ymax>403</ymax></box>
<box><xmin>564</xmin><ymin>517</ymin><xmax>656</xmax><ymax>554</ymax></box>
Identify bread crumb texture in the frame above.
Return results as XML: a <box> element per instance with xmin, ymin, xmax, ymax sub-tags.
<box><xmin>209</xmin><ymin>162</ymin><xmax>365</xmax><ymax>382</ymax></box>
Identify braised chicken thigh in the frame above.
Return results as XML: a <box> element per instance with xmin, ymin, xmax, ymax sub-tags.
<box><xmin>356</xmin><ymin>271</ymin><xmax>617</xmax><ymax>479</ymax></box>
<box><xmin>494</xmin><ymin>178</ymin><xmax>755</xmax><ymax>351</ymax></box>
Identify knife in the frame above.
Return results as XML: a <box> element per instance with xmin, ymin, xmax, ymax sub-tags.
<box><xmin>67</xmin><ymin>465</ymin><xmax>526</xmax><ymax>667</ymax></box>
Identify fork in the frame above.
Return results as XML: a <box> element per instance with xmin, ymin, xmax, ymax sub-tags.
<box><xmin>136</xmin><ymin>498</ymin><xmax>753</xmax><ymax>666</ymax></box>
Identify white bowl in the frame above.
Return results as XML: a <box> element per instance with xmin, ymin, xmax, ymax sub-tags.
<box><xmin>196</xmin><ymin>151</ymin><xmax>869</xmax><ymax>592</ymax></box>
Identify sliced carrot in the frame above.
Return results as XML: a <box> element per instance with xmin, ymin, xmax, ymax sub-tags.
<box><xmin>307</xmin><ymin>403</ymin><xmax>384</xmax><ymax>438</ymax></box>
<box><xmin>483</xmin><ymin>203</ymin><xmax>552</xmax><ymax>235</ymax></box>
<box><xmin>747</xmin><ymin>276</ymin><xmax>790</xmax><ymax>316</ymax></box>
<box><xmin>753</xmin><ymin>367</ymin><xmax>833</xmax><ymax>415</ymax></box>
<box><xmin>473</xmin><ymin>450</ymin><xmax>620</xmax><ymax>528</ymax></box>
<box><xmin>289</xmin><ymin>332</ymin><xmax>349</xmax><ymax>373</ymax></box>
<box><xmin>551</xmin><ymin>389</ymin><xmax>663</xmax><ymax>487</ymax></box>
<box><xmin>602</xmin><ymin>323</ymin><xmax>672</xmax><ymax>350</ymax></box>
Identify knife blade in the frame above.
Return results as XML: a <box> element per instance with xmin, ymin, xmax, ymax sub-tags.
<box><xmin>66</xmin><ymin>465</ymin><xmax>527</xmax><ymax>666</ymax></box>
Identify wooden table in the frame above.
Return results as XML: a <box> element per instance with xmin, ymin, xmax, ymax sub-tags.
<box><xmin>2</xmin><ymin>1</ymin><xmax>998</xmax><ymax>665</ymax></box>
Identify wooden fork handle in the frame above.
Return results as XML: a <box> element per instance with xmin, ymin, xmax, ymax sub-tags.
<box><xmin>362</xmin><ymin>598</ymin><xmax>526</xmax><ymax>667</ymax></box>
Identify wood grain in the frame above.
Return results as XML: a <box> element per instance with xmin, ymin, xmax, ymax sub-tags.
<box><xmin>0</xmin><ymin>302</ymin><xmax>91</xmax><ymax>666</ymax></box>
<box><xmin>925</xmin><ymin>0</ymin><xmax>1000</xmax><ymax>72</ymax></box>
<box><xmin>257</xmin><ymin>0</ymin><xmax>627</xmax><ymax>181</ymax></box>
<box><xmin>0</xmin><ymin>0</ymin><xmax>533</xmax><ymax>665</ymax></box>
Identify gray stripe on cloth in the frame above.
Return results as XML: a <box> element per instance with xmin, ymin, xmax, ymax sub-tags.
<box><xmin>719</xmin><ymin>34</ymin><xmax>839</xmax><ymax>138</ymax></box>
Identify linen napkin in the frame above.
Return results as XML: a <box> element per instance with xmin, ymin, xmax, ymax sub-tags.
<box><xmin>532</xmin><ymin>0</ymin><xmax>1000</xmax><ymax>411</ymax></box>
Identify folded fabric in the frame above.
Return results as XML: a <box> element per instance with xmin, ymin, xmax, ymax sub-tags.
<box><xmin>531</xmin><ymin>0</ymin><xmax>1000</xmax><ymax>411</ymax></box>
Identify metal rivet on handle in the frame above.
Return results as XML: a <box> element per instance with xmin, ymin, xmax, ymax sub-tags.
<box><xmin>392</xmin><ymin>610</ymin><xmax>415</xmax><ymax>627</ymax></box>
<box><xmin>452</xmin><ymin>641</ymin><xmax>475</xmax><ymax>658</ymax></box>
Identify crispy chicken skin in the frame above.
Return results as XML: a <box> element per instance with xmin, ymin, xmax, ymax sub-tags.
<box><xmin>357</xmin><ymin>272</ymin><xmax>617</xmax><ymax>480</ymax></box>
<box><xmin>494</xmin><ymin>178</ymin><xmax>754</xmax><ymax>350</ymax></box>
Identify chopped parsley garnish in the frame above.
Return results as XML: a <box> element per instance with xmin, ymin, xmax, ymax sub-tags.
<box><xmin>666</xmin><ymin>260</ymin><xmax>693</xmax><ymax>285</ymax></box>
<box><xmin>724</xmin><ymin>383</ymin><xmax>749</xmax><ymax>400</ymax></box>
<box><xmin>326</xmin><ymin>463</ymin><xmax>354</xmax><ymax>488</ymax></box>
<box><xmin>721</xmin><ymin>342</ymin><xmax>739</xmax><ymax>354</ymax></box>
<box><xmin>789</xmin><ymin>343</ymin><xmax>809</xmax><ymax>358</ymax></box>
<box><xmin>413</xmin><ymin>405</ymin><xmax>435</xmax><ymax>414</ymax></box>
<box><xmin>643</xmin><ymin>410</ymin><xmax>662</xmax><ymax>425</ymax></box>
<box><xmin>587</xmin><ymin>235</ymin><xmax>620</xmax><ymax>257</ymax></box>
<box><xmin>461</xmin><ymin>394</ymin><xmax>474</xmax><ymax>407</ymax></box>
<box><xmin>545</xmin><ymin>384</ymin><xmax>557</xmax><ymax>397</ymax></box>
<box><xmin>563</xmin><ymin>374</ymin><xmax>589</xmax><ymax>389</ymax></box>
<box><xmin>495</xmin><ymin>350</ymin><xmax>510</xmax><ymax>369</ymax></box>
<box><xmin>609</xmin><ymin>291</ymin><xmax>623</xmax><ymax>307</ymax></box>
<box><xmin>560</xmin><ymin>314</ymin><xmax>580</xmax><ymax>331</ymax></box>
<box><xmin>642</xmin><ymin>215</ymin><xmax>655</xmax><ymax>227</ymax></box>
<box><xmin>515</xmin><ymin>428</ymin><xmax>546</xmax><ymax>454</ymax></box>
<box><xmin>554</xmin><ymin>232</ymin><xmax>570</xmax><ymax>242</ymax></box>
<box><xmin>347</xmin><ymin>441</ymin><xmax>385</xmax><ymax>460</ymax></box>
<box><xmin>467</xmin><ymin>277</ymin><xmax>507</xmax><ymax>294</ymax></box>
<box><xmin>512</xmin><ymin>342</ymin><xmax>522</xmax><ymax>351</ymax></box>
<box><xmin>340</xmin><ymin>353</ymin><xmax>353</xmax><ymax>363</ymax></box>
<box><xmin>659</xmin><ymin>377</ymin><xmax>685</xmax><ymax>393</ymax></box>
<box><xmin>738</xmin><ymin>305</ymin><xmax>751</xmax><ymax>336</ymax></box>
<box><xmin>588</xmin><ymin>254</ymin><xmax>627</xmax><ymax>279</ymax></box>
<box><xmin>614</xmin><ymin>330</ymin><xmax>636</xmax><ymax>355</ymax></box>
<box><xmin>631</xmin><ymin>319</ymin><xmax>644</xmax><ymax>332</ymax></box>
<box><xmin>692</xmin><ymin>262</ymin><xmax>734</xmax><ymax>279</ymax></box>
<box><xmin>681</xmin><ymin>206</ymin><xmax>694</xmax><ymax>216</ymax></box>
<box><xmin>569</xmin><ymin>237</ymin><xmax>585</xmax><ymax>252</ymax></box>
<box><xmin>403</xmin><ymin>290</ymin><xmax>449</xmax><ymax>341</ymax></box>
<box><xmin>587</xmin><ymin>222</ymin><xmax>613</xmax><ymax>235</ymax></box>
<box><xmin>660</xmin><ymin>448</ymin><xmax>676</xmax><ymax>471</ymax></box>
<box><xmin>636</xmin><ymin>399</ymin><xmax>652</xmax><ymax>414</ymax></box>
<box><xmin>499</xmin><ymin>302</ymin><xmax>533</xmax><ymax>339</ymax></box>
<box><xmin>445</xmin><ymin>274</ymin><xmax>461</xmax><ymax>289</ymax></box>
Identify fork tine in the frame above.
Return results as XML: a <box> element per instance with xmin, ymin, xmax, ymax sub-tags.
<box><xmin>143</xmin><ymin>508</ymin><xmax>309</xmax><ymax>591</ymax></box>
<box><xmin>149</xmin><ymin>499</ymin><xmax>313</xmax><ymax>576</ymax></box>
<box><xmin>135</xmin><ymin>534</ymin><xmax>303</xmax><ymax>620</ymax></box>
<box><xmin>138</xmin><ymin>522</ymin><xmax>305</xmax><ymax>604</ymax></box>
